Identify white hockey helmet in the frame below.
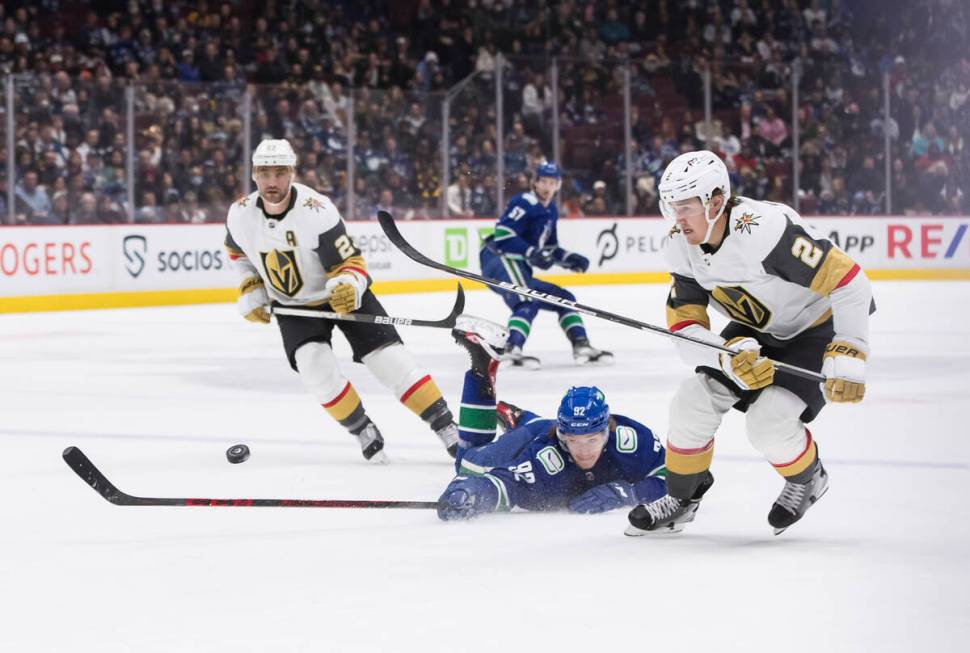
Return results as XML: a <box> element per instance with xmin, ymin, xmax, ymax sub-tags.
<box><xmin>252</xmin><ymin>139</ymin><xmax>297</xmax><ymax>168</ymax></box>
<box><xmin>658</xmin><ymin>150</ymin><xmax>730</xmax><ymax>243</ymax></box>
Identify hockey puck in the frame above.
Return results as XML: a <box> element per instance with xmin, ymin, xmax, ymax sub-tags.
<box><xmin>226</xmin><ymin>444</ymin><xmax>250</xmax><ymax>464</ymax></box>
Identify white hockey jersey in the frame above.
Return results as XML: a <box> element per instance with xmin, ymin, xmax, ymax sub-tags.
<box><xmin>224</xmin><ymin>183</ymin><xmax>367</xmax><ymax>306</ymax></box>
<box><xmin>664</xmin><ymin>196</ymin><xmax>872</xmax><ymax>363</ymax></box>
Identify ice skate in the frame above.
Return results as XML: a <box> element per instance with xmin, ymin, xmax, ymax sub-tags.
<box><xmin>496</xmin><ymin>400</ymin><xmax>525</xmax><ymax>432</ymax></box>
<box><xmin>500</xmin><ymin>346</ymin><xmax>541</xmax><ymax>370</ymax></box>
<box><xmin>572</xmin><ymin>338</ymin><xmax>614</xmax><ymax>366</ymax></box>
<box><xmin>452</xmin><ymin>315</ymin><xmax>507</xmax><ymax>373</ymax></box>
<box><xmin>768</xmin><ymin>460</ymin><xmax>829</xmax><ymax>535</ymax></box>
<box><xmin>625</xmin><ymin>472</ymin><xmax>714</xmax><ymax>535</ymax></box>
<box><xmin>353</xmin><ymin>421</ymin><xmax>388</xmax><ymax>463</ymax></box>
<box><xmin>435</xmin><ymin>421</ymin><xmax>460</xmax><ymax>458</ymax></box>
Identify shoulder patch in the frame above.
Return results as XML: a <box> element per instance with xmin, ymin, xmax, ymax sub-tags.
<box><xmin>302</xmin><ymin>196</ymin><xmax>325</xmax><ymax>212</ymax></box>
<box><xmin>234</xmin><ymin>196</ymin><xmax>250</xmax><ymax>208</ymax></box>
<box><xmin>734</xmin><ymin>212</ymin><xmax>761</xmax><ymax>235</ymax></box>
<box><xmin>615</xmin><ymin>426</ymin><xmax>638</xmax><ymax>453</ymax></box>
<box><xmin>667</xmin><ymin>224</ymin><xmax>682</xmax><ymax>238</ymax></box>
<box><xmin>521</xmin><ymin>192</ymin><xmax>539</xmax><ymax>205</ymax></box>
<box><xmin>536</xmin><ymin>446</ymin><xmax>566</xmax><ymax>475</ymax></box>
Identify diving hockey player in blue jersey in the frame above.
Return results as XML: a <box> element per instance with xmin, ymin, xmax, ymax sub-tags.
<box><xmin>436</xmin><ymin>316</ymin><xmax>667</xmax><ymax>521</ymax></box>
<box><xmin>479</xmin><ymin>162</ymin><xmax>613</xmax><ymax>370</ymax></box>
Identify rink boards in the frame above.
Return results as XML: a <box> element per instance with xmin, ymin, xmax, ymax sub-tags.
<box><xmin>2</xmin><ymin>215</ymin><xmax>969</xmax><ymax>312</ymax></box>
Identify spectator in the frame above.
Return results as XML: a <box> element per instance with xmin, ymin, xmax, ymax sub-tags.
<box><xmin>43</xmin><ymin>191</ymin><xmax>70</xmax><ymax>224</ymax></box>
<box><xmin>16</xmin><ymin>171</ymin><xmax>52</xmax><ymax>224</ymax></box>
<box><xmin>446</xmin><ymin>171</ymin><xmax>473</xmax><ymax>217</ymax></box>
<box><xmin>756</xmin><ymin>106</ymin><xmax>789</xmax><ymax>156</ymax></box>
<box><xmin>584</xmin><ymin>180</ymin><xmax>613</xmax><ymax>216</ymax></box>
<box><xmin>70</xmin><ymin>192</ymin><xmax>100</xmax><ymax>224</ymax></box>
<box><xmin>182</xmin><ymin>190</ymin><xmax>207</xmax><ymax>223</ymax></box>
<box><xmin>470</xmin><ymin>175</ymin><xmax>497</xmax><ymax>218</ymax></box>
<box><xmin>136</xmin><ymin>191</ymin><xmax>162</xmax><ymax>223</ymax></box>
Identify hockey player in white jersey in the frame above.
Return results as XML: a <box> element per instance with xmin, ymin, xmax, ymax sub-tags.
<box><xmin>224</xmin><ymin>139</ymin><xmax>459</xmax><ymax>462</ymax></box>
<box><xmin>626</xmin><ymin>150</ymin><xmax>872</xmax><ymax>535</ymax></box>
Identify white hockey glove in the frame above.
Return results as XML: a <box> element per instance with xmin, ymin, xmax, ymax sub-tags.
<box><xmin>238</xmin><ymin>275</ymin><xmax>270</xmax><ymax>324</ymax></box>
<box><xmin>822</xmin><ymin>340</ymin><xmax>866</xmax><ymax>403</ymax></box>
<box><xmin>718</xmin><ymin>336</ymin><xmax>774</xmax><ymax>391</ymax></box>
<box><xmin>324</xmin><ymin>272</ymin><xmax>366</xmax><ymax>314</ymax></box>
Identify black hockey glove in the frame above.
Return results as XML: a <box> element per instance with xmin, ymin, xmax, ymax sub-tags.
<box><xmin>437</xmin><ymin>475</ymin><xmax>500</xmax><ymax>521</ymax></box>
<box><xmin>525</xmin><ymin>245</ymin><xmax>558</xmax><ymax>270</ymax></box>
<box><xmin>569</xmin><ymin>481</ymin><xmax>638</xmax><ymax>514</ymax></box>
<box><xmin>556</xmin><ymin>249</ymin><xmax>589</xmax><ymax>273</ymax></box>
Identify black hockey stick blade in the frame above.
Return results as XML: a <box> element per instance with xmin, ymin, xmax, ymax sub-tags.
<box><xmin>62</xmin><ymin>446</ymin><xmax>439</xmax><ymax>509</ymax></box>
<box><xmin>377</xmin><ymin>210</ymin><xmax>825</xmax><ymax>383</ymax></box>
<box><xmin>271</xmin><ymin>283</ymin><xmax>464</xmax><ymax>329</ymax></box>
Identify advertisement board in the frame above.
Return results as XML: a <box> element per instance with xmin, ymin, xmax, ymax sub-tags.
<box><xmin>2</xmin><ymin>216</ymin><xmax>968</xmax><ymax>312</ymax></box>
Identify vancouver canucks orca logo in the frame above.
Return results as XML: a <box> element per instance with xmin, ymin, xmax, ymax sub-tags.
<box><xmin>712</xmin><ymin>286</ymin><xmax>771</xmax><ymax>329</ymax></box>
<box><xmin>260</xmin><ymin>249</ymin><xmax>304</xmax><ymax>296</ymax></box>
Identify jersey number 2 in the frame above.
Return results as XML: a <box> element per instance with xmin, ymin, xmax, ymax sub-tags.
<box><xmin>334</xmin><ymin>234</ymin><xmax>355</xmax><ymax>260</ymax></box>
<box><xmin>791</xmin><ymin>236</ymin><xmax>823</xmax><ymax>268</ymax></box>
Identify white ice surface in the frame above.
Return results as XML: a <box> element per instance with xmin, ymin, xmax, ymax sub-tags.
<box><xmin>1</xmin><ymin>282</ymin><xmax>968</xmax><ymax>652</ymax></box>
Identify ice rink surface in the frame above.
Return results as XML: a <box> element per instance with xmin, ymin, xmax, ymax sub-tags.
<box><xmin>2</xmin><ymin>281</ymin><xmax>969</xmax><ymax>652</ymax></box>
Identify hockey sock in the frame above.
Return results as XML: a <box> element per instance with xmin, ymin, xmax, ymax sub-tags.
<box><xmin>457</xmin><ymin>370</ymin><xmax>498</xmax><ymax>448</ymax></box>
<box><xmin>400</xmin><ymin>374</ymin><xmax>453</xmax><ymax>430</ymax></box>
<box><xmin>507</xmin><ymin>317</ymin><xmax>531</xmax><ymax>349</ymax></box>
<box><xmin>772</xmin><ymin>431</ymin><xmax>818</xmax><ymax>483</ymax></box>
<box><xmin>322</xmin><ymin>381</ymin><xmax>369</xmax><ymax>434</ymax></box>
<box><xmin>664</xmin><ymin>438</ymin><xmax>715</xmax><ymax>500</ymax></box>
<box><xmin>558</xmin><ymin>310</ymin><xmax>587</xmax><ymax>342</ymax></box>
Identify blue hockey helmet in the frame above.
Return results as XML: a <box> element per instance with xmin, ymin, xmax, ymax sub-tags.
<box><xmin>535</xmin><ymin>161</ymin><xmax>561</xmax><ymax>180</ymax></box>
<box><xmin>557</xmin><ymin>386</ymin><xmax>610</xmax><ymax>469</ymax></box>
<box><xmin>557</xmin><ymin>386</ymin><xmax>609</xmax><ymax>435</ymax></box>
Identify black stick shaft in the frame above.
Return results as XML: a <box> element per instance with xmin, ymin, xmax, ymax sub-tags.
<box><xmin>62</xmin><ymin>447</ymin><xmax>439</xmax><ymax>509</ymax></box>
<box><xmin>377</xmin><ymin>210</ymin><xmax>825</xmax><ymax>383</ymax></box>
<box><xmin>271</xmin><ymin>284</ymin><xmax>464</xmax><ymax>329</ymax></box>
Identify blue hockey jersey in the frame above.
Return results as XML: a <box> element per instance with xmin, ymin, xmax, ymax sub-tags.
<box><xmin>485</xmin><ymin>191</ymin><xmax>560</xmax><ymax>258</ymax></box>
<box><xmin>455</xmin><ymin>411</ymin><xmax>667</xmax><ymax>512</ymax></box>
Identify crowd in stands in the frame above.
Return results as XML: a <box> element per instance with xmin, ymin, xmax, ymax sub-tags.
<box><xmin>1</xmin><ymin>0</ymin><xmax>967</xmax><ymax>225</ymax></box>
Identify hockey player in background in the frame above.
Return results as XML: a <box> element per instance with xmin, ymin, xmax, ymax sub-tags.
<box><xmin>479</xmin><ymin>162</ymin><xmax>613</xmax><ymax>370</ymax></box>
<box><xmin>436</xmin><ymin>316</ymin><xmax>666</xmax><ymax>520</ymax></box>
<box><xmin>626</xmin><ymin>150</ymin><xmax>873</xmax><ymax>536</ymax></box>
<box><xmin>224</xmin><ymin>139</ymin><xmax>459</xmax><ymax>462</ymax></box>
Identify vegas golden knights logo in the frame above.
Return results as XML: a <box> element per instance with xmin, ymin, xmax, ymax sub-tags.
<box><xmin>712</xmin><ymin>286</ymin><xmax>771</xmax><ymax>329</ymax></box>
<box><xmin>260</xmin><ymin>249</ymin><xmax>304</xmax><ymax>296</ymax></box>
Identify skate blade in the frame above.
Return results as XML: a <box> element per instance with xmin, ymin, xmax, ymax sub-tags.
<box><xmin>624</xmin><ymin>522</ymin><xmax>685</xmax><ymax>536</ymax></box>
<box><xmin>575</xmin><ymin>354</ymin><xmax>615</xmax><ymax>367</ymax></box>
<box><xmin>500</xmin><ymin>359</ymin><xmax>541</xmax><ymax>371</ymax></box>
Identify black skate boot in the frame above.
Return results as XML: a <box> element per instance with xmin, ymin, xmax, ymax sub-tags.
<box><xmin>452</xmin><ymin>315</ymin><xmax>507</xmax><ymax>374</ymax></box>
<box><xmin>495</xmin><ymin>400</ymin><xmax>525</xmax><ymax>432</ymax></box>
<box><xmin>768</xmin><ymin>460</ymin><xmax>829</xmax><ymax>535</ymax></box>
<box><xmin>434</xmin><ymin>421</ymin><xmax>460</xmax><ymax>459</ymax></box>
<box><xmin>351</xmin><ymin>420</ymin><xmax>387</xmax><ymax>463</ymax></box>
<box><xmin>572</xmin><ymin>337</ymin><xmax>615</xmax><ymax>366</ymax></box>
<box><xmin>625</xmin><ymin>472</ymin><xmax>714</xmax><ymax>535</ymax></box>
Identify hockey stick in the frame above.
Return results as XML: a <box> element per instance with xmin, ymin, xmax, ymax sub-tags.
<box><xmin>271</xmin><ymin>284</ymin><xmax>464</xmax><ymax>329</ymax></box>
<box><xmin>377</xmin><ymin>211</ymin><xmax>825</xmax><ymax>383</ymax></box>
<box><xmin>62</xmin><ymin>446</ymin><xmax>439</xmax><ymax>509</ymax></box>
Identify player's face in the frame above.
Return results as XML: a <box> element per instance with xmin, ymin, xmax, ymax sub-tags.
<box><xmin>669</xmin><ymin>197</ymin><xmax>710</xmax><ymax>245</ymax></box>
<box><xmin>254</xmin><ymin>166</ymin><xmax>294</xmax><ymax>204</ymax></box>
<box><xmin>534</xmin><ymin>176</ymin><xmax>559</xmax><ymax>203</ymax></box>
<box><xmin>559</xmin><ymin>428</ymin><xmax>608</xmax><ymax>469</ymax></box>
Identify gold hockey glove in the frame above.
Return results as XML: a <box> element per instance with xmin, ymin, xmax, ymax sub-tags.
<box><xmin>238</xmin><ymin>275</ymin><xmax>271</xmax><ymax>324</ymax></box>
<box><xmin>324</xmin><ymin>272</ymin><xmax>365</xmax><ymax>314</ymax></box>
<box><xmin>718</xmin><ymin>336</ymin><xmax>774</xmax><ymax>391</ymax></box>
<box><xmin>822</xmin><ymin>340</ymin><xmax>866</xmax><ymax>403</ymax></box>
